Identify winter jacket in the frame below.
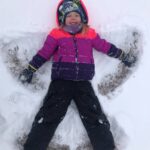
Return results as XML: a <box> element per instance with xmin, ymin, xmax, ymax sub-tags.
<box><xmin>29</xmin><ymin>27</ymin><xmax>121</xmax><ymax>81</ymax></box>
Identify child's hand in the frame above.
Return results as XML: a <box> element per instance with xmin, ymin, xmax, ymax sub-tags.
<box><xmin>120</xmin><ymin>53</ymin><xmax>137</xmax><ymax>67</ymax></box>
<box><xmin>19</xmin><ymin>66</ymin><xmax>35</xmax><ymax>83</ymax></box>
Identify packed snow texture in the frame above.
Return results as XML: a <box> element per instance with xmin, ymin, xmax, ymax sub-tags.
<box><xmin>0</xmin><ymin>0</ymin><xmax>150</xmax><ymax>150</ymax></box>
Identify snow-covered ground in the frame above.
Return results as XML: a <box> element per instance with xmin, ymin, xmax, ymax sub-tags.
<box><xmin>0</xmin><ymin>0</ymin><xmax>150</xmax><ymax>150</ymax></box>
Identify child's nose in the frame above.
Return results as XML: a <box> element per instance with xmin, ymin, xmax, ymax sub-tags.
<box><xmin>71</xmin><ymin>16</ymin><xmax>77</xmax><ymax>20</ymax></box>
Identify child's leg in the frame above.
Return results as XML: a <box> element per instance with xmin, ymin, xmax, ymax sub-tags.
<box><xmin>24</xmin><ymin>80</ymin><xmax>73</xmax><ymax>150</ymax></box>
<box><xmin>74</xmin><ymin>81</ymin><xmax>115</xmax><ymax>150</ymax></box>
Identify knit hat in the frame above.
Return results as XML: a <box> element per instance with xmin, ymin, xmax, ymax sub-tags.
<box><xmin>57</xmin><ymin>0</ymin><xmax>88</xmax><ymax>25</ymax></box>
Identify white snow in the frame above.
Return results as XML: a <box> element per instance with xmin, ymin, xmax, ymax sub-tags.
<box><xmin>0</xmin><ymin>0</ymin><xmax>150</xmax><ymax>150</ymax></box>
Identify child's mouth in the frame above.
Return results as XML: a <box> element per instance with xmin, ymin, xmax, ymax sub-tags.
<box><xmin>70</xmin><ymin>22</ymin><xmax>78</xmax><ymax>25</ymax></box>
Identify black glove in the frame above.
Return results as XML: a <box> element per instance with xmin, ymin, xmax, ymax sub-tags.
<box><xmin>120</xmin><ymin>52</ymin><xmax>137</xmax><ymax>67</ymax></box>
<box><xmin>19</xmin><ymin>66</ymin><xmax>36</xmax><ymax>83</ymax></box>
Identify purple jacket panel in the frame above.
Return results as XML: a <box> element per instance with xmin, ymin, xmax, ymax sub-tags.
<box><xmin>37</xmin><ymin>28</ymin><xmax>111</xmax><ymax>64</ymax></box>
<box><xmin>51</xmin><ymin>62</ymin><xmax>95</xmax><ymax>81</ymax></box>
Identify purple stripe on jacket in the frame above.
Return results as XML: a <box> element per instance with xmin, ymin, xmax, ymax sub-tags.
<box><xmin>51</xmin><ymin>62</ymin><xmax>95</xmax><ymax>81</ymax></box>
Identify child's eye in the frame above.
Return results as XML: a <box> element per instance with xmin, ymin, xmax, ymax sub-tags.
<box><xmin>76</xmin><ymin>14</ymin><xmax>80</xmax><ymax>17</ymax></box>
<box><xmin>66</xmin><ymin>14</ymin><xmax>72</xmax><ymax>18</ymax></box>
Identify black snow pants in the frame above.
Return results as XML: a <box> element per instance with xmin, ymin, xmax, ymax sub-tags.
<box><xmin>24</xmin><ymin>80</ymin><xmax>115</xmax><ymax>150</ymax></box>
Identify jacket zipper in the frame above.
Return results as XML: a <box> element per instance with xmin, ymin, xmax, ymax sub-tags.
<box><xmin>73</xmin><ymin>35</ymin><xmax>79</xmax><ymax>79</ymax></box>
<box><xmin>73</xmin><ymin>35</ymin><xmax>78</xmax><ymax>63</ymax></box>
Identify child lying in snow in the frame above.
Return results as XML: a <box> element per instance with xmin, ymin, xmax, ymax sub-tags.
<box><xmin>19</xmin><ymin>0</ymin><xmax>136</xmax><ymax>150</ymax></box>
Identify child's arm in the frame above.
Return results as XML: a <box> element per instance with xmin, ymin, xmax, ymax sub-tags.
<box><xmin>92</xmin><ymin>32</ymin><xmax>136</xmax><ymax>67</ymax></box>
<box><xmin>19</xmin><ymin>29</ymin><xmax>58</xmax><ymax>83</ymax></box>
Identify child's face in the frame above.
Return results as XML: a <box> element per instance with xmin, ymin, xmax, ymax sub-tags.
<box><xmin>65</xmin><ymin>12</ymin><xmax>82</xmax><ymax>26</ymax></box>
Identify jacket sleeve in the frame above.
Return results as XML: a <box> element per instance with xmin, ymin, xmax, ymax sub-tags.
<box><xmin>107</xmin><ymin>44</ymin><xmax>124</xmax><ymax>59</ymax></box>
<box><xmin>92</xmin><ymin>32</ymin><xmax>111</xmax><ymax>54</ymax></box>
<box><xmin>92</xmin><ymin>31</ymin><xmax>124</xmax><ymax>59</ymax></box>
<box><xmin>29</xmin><ymin>29</ymin><xmax>58</xmax><ymax>71</ymax></box>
